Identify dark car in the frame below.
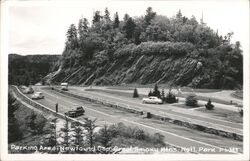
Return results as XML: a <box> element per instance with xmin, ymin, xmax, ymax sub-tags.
<box><xmin>65</xmin><ymin>105</ymin><xmax>85</xmax><ymax>118</ymax></box>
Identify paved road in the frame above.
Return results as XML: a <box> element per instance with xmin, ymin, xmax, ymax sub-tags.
<box><xmin>27</xmin><ymin>86</ymin><xmax>243</xmax><ymax>154</ymax></box>
<box><xmin>68</xmin><ymin>87</ymin><xmax>243</xmax><ymax>135</ymax></box>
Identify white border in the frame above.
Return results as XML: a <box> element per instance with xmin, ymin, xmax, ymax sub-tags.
<box><xmin>1</xmin><ymin>0</ymin><xmax>249</xmax><ymax>161</ymax></box>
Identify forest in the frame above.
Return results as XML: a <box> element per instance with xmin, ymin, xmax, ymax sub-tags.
<box><xmin>9</xmin><ymin>7</ymin><xmax>243</xmax><ymax>89</ymax></box>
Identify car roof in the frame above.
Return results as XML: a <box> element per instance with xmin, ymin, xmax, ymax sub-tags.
<box><xmin>35</xmin><ymin>92</ymin><xmax>43</xmax><ymax>94</ymax></box>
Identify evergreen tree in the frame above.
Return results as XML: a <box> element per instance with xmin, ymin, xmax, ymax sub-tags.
<box><xmin>161</xmin><ymin>89</ymin><xmax>165</xmax><ymax>99</ymax></box>
<box><xmin>26</xmin><ymin>111</ymin><xmax>37</xmax><ymax>134</ymax></box>
<box><xmin>78</xmin><ymin>18</ymin><xmax>89</xmax><ymax>40</ymax></box>
<box><xmin>92</xmin><ymin>11</ymin><xmax>102</xmax><ymax>25</ymax></box>
<box><xmin>123</xmin><ymin>17</ymin><xmax>136</xmax><ymax>39</ymax></box>
<box><xmin>43</xmin><ymin>118</ymin><xmax>58</xmax><ymax>153</ymax></box>
<box><xmin>113</xmin><ymin>12</ymin><xmax>120</xmax><ymax>28</ymax></box>
<box><xmin>148</xmin><ymin>90</ymin><xmax>152</xmax><ymax>97</ymax></box>
<box><xmin>66</xmin><ymin>24</ymin><xmax>78</xmax><ymax>49</ymax></box>
<box><xmin>123</xmin><ymin>13</ymin><xmax>129</xmax><ymax>22</ymax></box>
<box><xmin>61</xmin><ymin>117</ymin><xmax>70</xmax><ymax>153</ymax></box>
<box><xmin>152</xmin><ymin>84</ymin><xmax>161</xmax><ymax>98</ymax></box>
<box><xmin>104</xmin><ymin>8</ymin><xmax>111</xmax><ymax>23</ymax></box>
<box><xmin>97</xmin><ymin>124</ymin><xmax>112</xmax><ymax>148</ymax></box>
<box><xmin>144</xmin><ymin>7</ymin><xmax>156</xmax><ymax>25</ymax></box>
<box><xmin>8</xmin><ymin>92</ymin><xmax>23</xmax><ymax>143</ymax></box>
<box><xmin>133</xmin><ymin>88</ymin><xmax>139</xmax><ymax>98</ymax></box>
<box><xmin>176</xmin><ymin>9</ymin><xmax>182</xmax><ymax>19</ymax></box>
<box><xmin>83</xmin><ymin>118</ymin><xmax>97</xmax><ymax>148</ymax></box>
<box><xmin>205</xmin><ymin>99</ymin><xmax>214</xmax><ymax>110</ymax></box>
<box><xmin>71</xmin><ymin>121</ymin><xmax>85</xmax><ymax>153</ymax></box>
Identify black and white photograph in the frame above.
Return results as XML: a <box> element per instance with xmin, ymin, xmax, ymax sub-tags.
<box><xmin>1</xmin><ymin>0</ymin><xmax>249</xmax><ymax>160</ymax></box>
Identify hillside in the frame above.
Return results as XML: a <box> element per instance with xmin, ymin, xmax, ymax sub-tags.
<box><xmin>9</xmin><ymin>54</ymin><xmax>61</xmax><ymax>85</ymax></box>
<box><xmin>48</xmin><ymin>8</ymin><xmax>243</xmax><ymax>89</ymax></box>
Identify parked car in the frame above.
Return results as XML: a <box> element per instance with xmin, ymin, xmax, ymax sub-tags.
<box><xmin>31</xmin><ymin>92</ymin><xmax>45</xmax><ymax>100</ymax></box>
<box><xmin>142</xmin><ymin>96</ymin><xmax>163</xmax><ymax>104</ymax></box>
<box><xmin>65</xmin><ymin>105</ymin><xmax>85</xmax><ymax>118</ymax></box>
<box><xmin>23</xmin><ymin>87</ymin><xmax>34</xmax><ymax>94</ymax></box>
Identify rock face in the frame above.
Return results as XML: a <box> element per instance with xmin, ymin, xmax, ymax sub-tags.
<box><xmin>49</xmin><ymin>43</ymin><xmax>242</xmax><ymax>89</ymax></box>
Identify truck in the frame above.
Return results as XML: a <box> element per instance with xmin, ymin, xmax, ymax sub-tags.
<box><xmin>61</xmin><ymin>83</ymin><xmax>68</xmax><ymax>91</ymax></box>
<box><xmin>65</xmin><ymin>105</ymin><xmax>85</xmax><ymax>118</ymax></box>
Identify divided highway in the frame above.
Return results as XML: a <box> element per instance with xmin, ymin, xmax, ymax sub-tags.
<box><xmin>69</xmin><ymin>87</ymin><xmax>243</xmax><ymax>134</ymax></box>
<box><xmin>27</xmin><ymin>86</ymin><xmax>243</xmax><ymax>154</ymax></box>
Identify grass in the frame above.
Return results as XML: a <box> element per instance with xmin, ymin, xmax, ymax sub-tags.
<box><xmin>176</xmin><ymin>93</ymin><xmax>232</xmax><ymax>105</ymax></box>
<box><xmin>172</xmin><ymin>103</ymin><xmax>201</xmax><ymax>109</ymax></box>
<box><xmin>86</xmin><ymin>88</ymin><xmax>232</xmax><ymax>105</ymax></box>
<box><xmin>231</xmin><ymin>90</ymin><xmax>243</xmax><ymax>99</ymax></box>
<box><xmin>196</xmin><ymin>108</ymin><xmax>243</xmax><ymax>123</ymax></box>
<box><xmin>85</xmin><ymin>88</ymin><xmax>147</xmax><ymax>99</ymax></box>
<box><xmin>180</xmin><ymin>87</ymin><xmax>222</xmax><ymax>93</ymax></box>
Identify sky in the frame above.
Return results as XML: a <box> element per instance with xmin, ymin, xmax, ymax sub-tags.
<box><xmin>6</xmin><ymin>0</ymin><xmax>249</xmax><ymax>55</ymax></box>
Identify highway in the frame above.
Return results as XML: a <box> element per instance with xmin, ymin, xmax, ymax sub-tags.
<box><xmin>25</xmin><ymin>86</ymin><xmax>243</xmax><ymax>154</ymax></box>
<box><xmin>68</xmin><ymin>87</ymin><xmax>243</xmax><ymax>134</ymax></box>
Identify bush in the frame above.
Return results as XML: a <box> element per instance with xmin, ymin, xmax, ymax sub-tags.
<box><xmin>185</xmin><ymin>94</ymin><xmax>198</xmax><ymax>107</ymax></box>
<box><xmin>205</xmin><ymin>99</ymin><xmax>214</xmax><ymax>110</ymax></box>
<box><xmin>165</xmin><ymin>91</ymin><xmax>178</xmax><ymax>103</ymax></box>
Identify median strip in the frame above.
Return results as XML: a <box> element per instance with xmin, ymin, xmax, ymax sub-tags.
<box><xmin>52</xmin><ymin>87</ymin><xmax>243</xmax><ymax>141</ymax></box>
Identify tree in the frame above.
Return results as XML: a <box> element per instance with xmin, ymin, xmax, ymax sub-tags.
<box><xmin>144</xmin><ymin>7</ymin><xmax>156</xmax><ymax>25</ymax></box>
<box><xmin>161</xmin><ymin>89</ymin><xmax>165</xmax><ymax>99</ymax></box>
<box><xmin>97</xmin><ymin>124</ymin><xmax>112</xmax><ymax>148</ymax></box>
<box><xmin>26</xmin><ymin>111</ymin><xmax>37</xmax><ymax>134</ymax></box>
<box><xmin>123</xmin><ymin>17</ymin><xmax>136</xmax><ymax>39</ymax></box>
<box><xmin>185</xmin><ymin>94</ymin><xmax>198</xmax><ymax>107</ymax></box>
<box><xmin>148</xmin><ymin>90</ymin><xmax>152</xmax><ymax>97</ymax></box>
<box><xmin>165</xmin><ymin>90</ymin><xmax>178</xmax><ymax>103</ymax></box>
<box><xmin>176</xmin><ymin>9</ymin><xmax>182</xmax><ymax>19</ymax></box>
<box><xmin>103</xmin><ymin>8</ymin><xmax>111</xmax><ymax>23</ymax></box>
<box><xmin>78</xmin><ymin>18</ymin><xmax>89</xmax><ymax>40</ymax></box>
<box><xmin>71</xmin><ymin>121</ymin><xmax>85</xmax><ymax>153</ymax></box>
<box><xmin>205</xmin><ymin>99</ymin><xmax>214</xmax><ymax>110</ymax></box>
<box><xmin>123</xmin><ymin>13</ymin><xmax>130</xmax><ymax>22</ymax></box>
<box><xmin>8</xmin><ymin>92</ymin><xmax>23</xmax><ymax>143</ymax></box>
<box><xmin>152</xmin><ymin>84</ymin><xmax>161</xmax><ymax>98</ymax></box>
<box><xmin>113</xmin><ymin>12</ymin><xmax>120</xmax><ymax>28</ymax></box>
<box><xmin>83</xmin><ymin>118</ymin><xmax>97</xmax><ymax>148</ymax></box>
<box><xmin>43</xmin><ymin>118</ymin><xmax>58</xmax><ymax>153</ymax></box>
<box><xmin>92</xmin><ymin>11</ymin><xmax>102</xmax><ymax>25</ymax></box>
<box><xmin>133</xmin><ymin>88</ymin><xmax>139</xmax><ymax>98</ymax></box>
<box><xmin>66</xmin><ymin>24</ymin><xmax>78</xmax><ymax>49</ymax></box>
<box><xmin>61</xmin><ymin>116</ymin><xmax>70</xmax><ymax>153</ymax></box>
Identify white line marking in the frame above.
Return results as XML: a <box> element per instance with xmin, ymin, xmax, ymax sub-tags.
<box><xmin>121</xmin><ymin>118</ymin><xmax>241</xmax><ymax>154</ymax></box>
<box><xmin>39</xmin><ymin>87</ymin><xmax>242</xmax><ymax>154</ymax></box>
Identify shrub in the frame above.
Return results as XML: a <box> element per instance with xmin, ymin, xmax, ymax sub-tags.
<box><xmin>165</xmin><ymin>91</ymin><xmax>178</xmax><ymax>103</ymax></box>
<box><xmin>185</xmin><ymin>94</ymin><xmax>198</xmax><ymax>107</ymax></box>
<box><xmin>238</xmin><ymin>106</ymin><xmax>243</xmax><ymax>117</ymax></box>
<box><xmin>205</xmin><ymin>99</ymin><xmax>214</xmax><ymax>110</ymax></box>
<box><xmin>133</xmin><ymin>88</ymin><xmax>139</xmax><ymax>98</ymax></box>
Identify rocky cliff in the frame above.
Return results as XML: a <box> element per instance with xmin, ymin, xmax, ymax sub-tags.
<box><xmin>46</xmin><ymin>9</ymin><xmax>243</xmax><ymax>89</ymax></box>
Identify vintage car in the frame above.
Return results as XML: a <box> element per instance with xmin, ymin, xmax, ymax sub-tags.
<box><xmin>31</xmin><ymin>92</ymin><xmax>45</xmax><ymax>100</ymax></box>
<box><xmin>23</xmin><ymin>87</ymin><xmax>34</xmax><ymax>94</ymax></box>
<box><xmin>142</xmin><ymin>96</ymin><xmax>163</xmax><ymax>104</ymax></box>
<box><xmin>65</xmin><ymin>105</ymin><xmax>85</xmax><ymax>118</ymax></box>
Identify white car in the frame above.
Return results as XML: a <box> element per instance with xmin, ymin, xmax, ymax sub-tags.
<box><xmin>31</xmin><ymin>92</ymin><xmax>45</xmax><ymax>100</ymax></box>
<box><xmin>142</xmin><ymin>96</ymin><xmax>163</xmax><ymax>104</ymax></box>
<box><xmin>23</xmin><ymin>87</ymin><xmax>34</xmax><ymax>94</ymax></box>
